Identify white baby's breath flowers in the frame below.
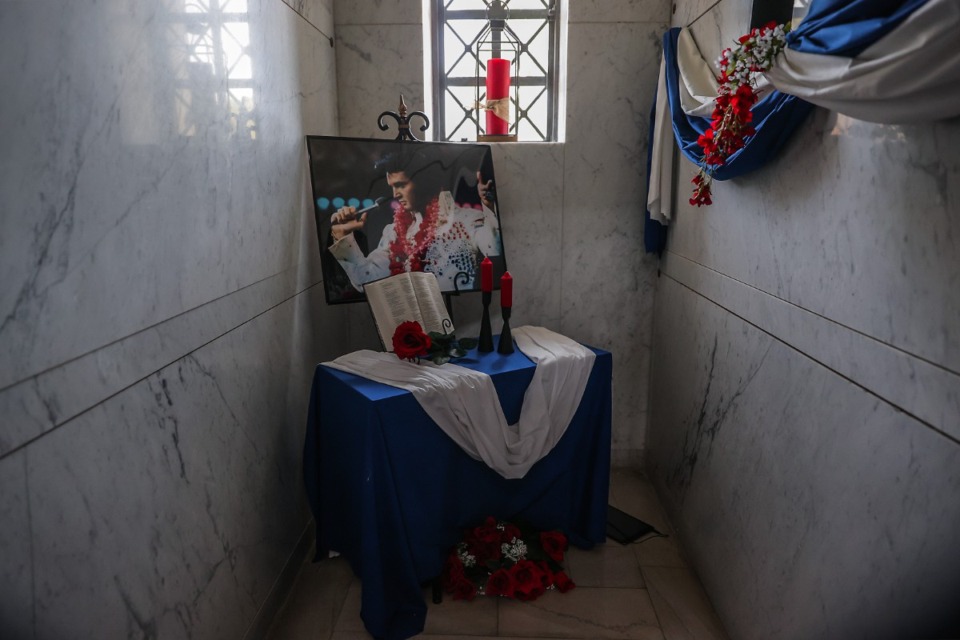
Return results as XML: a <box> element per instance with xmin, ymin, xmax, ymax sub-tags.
<box><xmin>501</xmin><ymin>537</ymin><xmax>527</xmax><ymax>563</ymax></box>
<box><xmin>456</xmin><ymin>542</ymin><xmax>477</xmax><ymax>567</ymax></box>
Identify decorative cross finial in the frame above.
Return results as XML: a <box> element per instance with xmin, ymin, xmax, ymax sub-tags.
<box><xmin>378</xmin><ymin>94</ymin><xmax>430</xmax><ymax>141</ymax></box>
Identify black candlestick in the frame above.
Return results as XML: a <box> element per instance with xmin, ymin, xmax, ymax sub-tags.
<box><xmin>497</xmin><ymin>306</ymin><xmax>514</xmax><ymax>354</ymax></box>
<box><xmin>478</xmin><ymin>291</ymin><xmax>494</xmax><ymax>352</ymax></box>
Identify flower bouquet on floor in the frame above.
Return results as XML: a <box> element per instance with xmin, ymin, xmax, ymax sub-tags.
<box><xmin>441</xmin><ymin>517</ymin><xmax>575</xmax><ymax>601</ymax></box>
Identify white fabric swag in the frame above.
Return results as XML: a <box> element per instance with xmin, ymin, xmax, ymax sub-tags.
<box><xmin>765</xmin><ymin>0</ymin><xmax>960</xmax><ymax>124</ymax></box>
<box><xmin>323</xmin><ymin>326</ymin><xmax>596</xmax><ymax>480</ymax></box>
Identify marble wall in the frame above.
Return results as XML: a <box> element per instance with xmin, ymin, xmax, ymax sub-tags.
<box><xmin>647</xmin><ymin>0</ymin><xmax>960</xmax><ymax>637</ymax></box>
<box><xmin>0</xmin><ymin>0</ymin><xmax>346</xmax><ymax>637</ymax></box>
<box><xmin>332</xmin><ymin>0</ymin><xmax>670</xmax><ymax>465</ymax></box>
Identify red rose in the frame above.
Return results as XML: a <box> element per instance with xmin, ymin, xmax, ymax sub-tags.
<box><xmin>392</xmin><ymin>321</ymin><xmax>431</xmax><ymax>360</ymax></box>
<box><xmin>473</xmin><ymin>518</ymin><xmax>501</xmax><ymax>544</ymax></box>
<box><xmin>553</xmin><ymin>570</ymin><xmax>575</xmax><ymax>593</ymax></box>
<box><xmin>510</xmin><ymin>559</ymin><xmax>542</xmax><ymax>598</ymax></box>
<box><xmin>468</xmin><ymin>517</ymin><xmax>503</xmax><ymax>562</ymax></box>
<box><xmin>540</xmin><ymin>531</ymin><xmax>567</xmax><ymax>563</ymax></box>
<box><xmin>485</xmin><ymin>568</ymin><xmax>516</xmax><ymax>598</ymax></box>
<box><xmin>537</xmin><ymin>561</ymin><xmax>554</xmax><ymax>588</ymax></box>
<box><xmin>451</xmin><ymin>576</ymin><xmax>477</xmax><ymax>601</ymax></box>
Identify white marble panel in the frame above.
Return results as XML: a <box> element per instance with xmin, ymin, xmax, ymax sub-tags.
<box><xmin>0</xmin><ymin>266</ymin><xmax>302</xmax><ymax>458</ymax></box>
<box><xmin>335</xmin><ymin>25</ymin><xmax>426</xmax><ymax>139</ymax></box>
<box><xmin>333</xmin><ymin>0</ymin><xmax>422</xmax><ymax>25</ymax></box>
<box><xmin>661</xmin><ymin>252</ymin><xmax>960</xmax><ymax>442</ymax></box>
<box><xmin>683</xmin><ymin>0</ymin><xmax>752</xmax><ymax>70</ymax></box>
<box><xmin>569</xmin><ymin>0</ymin><xmax>671</xmax><ymax>23</ymax></box>
<box><xmin>668</xmin><ymin>108</ymin><xmax>960</xmax><ymax>375</ymax></box>
<box><xmin>648</xmin><ymin>276</ymin><xmax>960</xmax><ymax>639</ymax></box>
<box><xmin>564</xmin><ymin>22</ymin><xmax>662</xmax><ymax>213</ymax></box>
<box><xmin>0</xmin><ymin>0</ymin><xmax>338</xmax><ymax>389</ymax></box>
<box><xmin>0</xmin><ymin>0</ymin><xmax>344</xmax><ymax>452</ymax></box>
<box><xmin>673</xmin><ymin>0</ymin><xmax>719</xmax><ymax>29</ymax></box>
<box><xmin>0</xmin><ymin>451</ymin><xmax>33</xmax><ymax>639</ymax></box>
<box><xmin>561</xmin><ymin>22</ymin><xmax>663</xmax><ymax>456</ymax></box>
<box><xmin>283</xmin><ymin>0</ymin><xmax>335</xmax><ymax>36</ymax></box>
<box><xmin>24</xmin><ymin>288</ymin><xmax>325</xmax><ymax>639</ymax></box>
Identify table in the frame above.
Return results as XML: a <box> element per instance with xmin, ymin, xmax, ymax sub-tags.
<box><xmin>303</xmin><ymin>343</ymin><xmax>612</xmax><ymax>640</ymax></box>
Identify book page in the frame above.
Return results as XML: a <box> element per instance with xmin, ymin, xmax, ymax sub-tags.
<box><xmin>410</xmin><ymin>272</ymin><xmax>453</xmax><ymax>335</ymax></box>
<box><xmin>364</xmin><ymin>273</ymin><xmax>422</xmax><ymax>349</ymax></box>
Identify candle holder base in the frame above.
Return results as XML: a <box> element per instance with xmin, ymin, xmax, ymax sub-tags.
<box><xmin>478</xmin><ymin>134</ymin><xmax>518</xmax><ymax>143</ymax></box>
<box><xmin>497</xmin><ymin>308</ymin><xmax>514</xmax><ymax>355</ymax></box>
<box><xmin>478</xmin><ymin>292</ymin><xmax>494</xmax><ymax>352</ymax></box>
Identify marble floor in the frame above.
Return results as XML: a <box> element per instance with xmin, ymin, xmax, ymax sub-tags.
<box><xmin>266</xmin><ymin>469</ymin><xmax>728</xmax><ymax>640</ymax></box>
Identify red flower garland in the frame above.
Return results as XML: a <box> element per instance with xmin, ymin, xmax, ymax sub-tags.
<box><xmin>388</xmin><ymin>197</ymin><xmax>440</xmax><ymax>274</ymax></box>
<box><xmin>691</xmin><ymin>21</ymin><xmax>790</xmax><ymax>207</ymax></box>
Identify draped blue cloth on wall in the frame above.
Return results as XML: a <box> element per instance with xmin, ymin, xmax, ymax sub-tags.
<box><xmin>644</xmin><ymin>0</ymin><xmax>943</xmax><ymax>253</ymax></box>
<box><xmin>787</xmin><ymin>0</ymin><xmax>929</xmax><ymax>55</ymax></box>
<box><xmin>662</xmin><ymin>27</ymin><xmax>813</xmax><ymax>181</ymax></box>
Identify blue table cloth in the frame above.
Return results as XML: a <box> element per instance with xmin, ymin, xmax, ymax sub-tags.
<box><xmin>303</xmin><ymin>343</ymin><xmax>612</xmax><ymax>640</ymax></box>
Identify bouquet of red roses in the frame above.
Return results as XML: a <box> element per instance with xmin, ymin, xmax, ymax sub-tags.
<box><xmin>441</xmin><ymin>517</ymin><xmax>575</xmax><ymax>602</ymax></box>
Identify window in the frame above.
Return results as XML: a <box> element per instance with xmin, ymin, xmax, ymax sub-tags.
<box><xmin>429</xmin><ymin>0</ymin><xmax>562</xmax><ymax>142</ymax></box>
<box><xmin>175</xmin><ymin>0</ymin><xmax>257</xmax><ymax>140</ymax></box>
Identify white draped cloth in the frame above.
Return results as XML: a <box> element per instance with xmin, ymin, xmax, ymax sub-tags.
<box><xmin>764</xmin><ymin>0</ymin><xmax>960</xmax><ymax>124</ymax></box>
<box><xmin>323</xmin><ymin>326</ymin><xmax>596</xmax><ymax>480</ymax></box>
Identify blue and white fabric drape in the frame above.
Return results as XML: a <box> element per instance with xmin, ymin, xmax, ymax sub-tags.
<box><xmin>645</xmin><ymin>0</ymin><xmax>960</xmax><ymax>253</ymax></box>
<box><xmin>766</xmin><ymin>0</ymin><xmax>960</xmax><ymax>123</ymax></box>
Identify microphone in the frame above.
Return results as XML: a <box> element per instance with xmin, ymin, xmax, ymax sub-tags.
<box><xmin>352</xmin><ymin>196</ymin><xmax>386</xmax><ymax>219</ymax></box>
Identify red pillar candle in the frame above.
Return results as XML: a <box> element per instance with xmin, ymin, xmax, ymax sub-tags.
<box><xmin>481</xmin><ymin>256</ymin><xmax>493</xmax><ymax>292</ymax></box>
<box><xmin>485</xmin><ymin>58</ymin><xmax>511</xmax><ymax>135</ymax></box>
<box><xmin>500</xmin><ymin>271</ymin><xmax>512</xmax><ymax>308</ymax></box>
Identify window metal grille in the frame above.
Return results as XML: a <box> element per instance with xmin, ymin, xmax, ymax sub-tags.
<box><xmin>431</xmin><ymin>0</ymin><xmax>560</xmax><ymax>142</ymax></box>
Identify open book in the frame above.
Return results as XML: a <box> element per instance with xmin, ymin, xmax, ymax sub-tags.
<box><xmin>364</xmin><ymin>271</ymin><xmax>453</xmax><ymax>350</ymax></box>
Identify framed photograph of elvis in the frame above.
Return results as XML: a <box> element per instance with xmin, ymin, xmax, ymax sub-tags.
<box><xmin>306</xmin><ymin>135</ymin><xmax>508</xmax><ymax>305</ymax></box>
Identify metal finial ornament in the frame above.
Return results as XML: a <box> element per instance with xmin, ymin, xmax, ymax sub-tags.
<box><xmin>487</xmin><ymin>0</ymin><xmax>510</xmax><ymax>28</ymax></box>
<box><xmin>378</xmin><ymin>94</ymin><xmax>430</xmax><ymax>141</ymax></box>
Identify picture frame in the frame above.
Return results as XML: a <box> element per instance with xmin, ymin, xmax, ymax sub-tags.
<box><xmin>306</xmin><ymin>135</ymin><xmax>508</xmax><ymax>305</ymax></box>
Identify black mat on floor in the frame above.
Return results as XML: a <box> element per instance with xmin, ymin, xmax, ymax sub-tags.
<box><xmin>606</xmin><ymin>504</ymin><xmax>664</xmax><ymax>544</ymax></box>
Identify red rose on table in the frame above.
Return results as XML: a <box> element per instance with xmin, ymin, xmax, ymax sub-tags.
<box><xmin>485</xmin><ymin>568</ymin><xmax>516</xmax><ymax>598</ymax></box>
<box><xmin>392</xmin><ymin>321</ymin><xmax>431</xmax><ymax>360</ymax></box>
<box><xmin>540</xmin><ymin>530</ymin><xmax>567</xmax><ymax>563</ymax></box>
<box><xmin>553</xmin><ymin>570</ymin><xmax>575</xmax><ymax>593</ymax></box>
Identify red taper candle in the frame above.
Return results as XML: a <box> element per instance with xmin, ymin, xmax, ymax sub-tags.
<box><xmin>485</xmin><ymin>58</ymin><xmax>510</xmax><ymax>135</ymax></box>
<box><xmin>500</xmin><ymin>271</ymin><xmax>512</xmax><ymax>308</ymax></box>
<box><xmin>480</xmin><ymin>256</ymin><xmax>493</xmax><ymax>292</ymax></box>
